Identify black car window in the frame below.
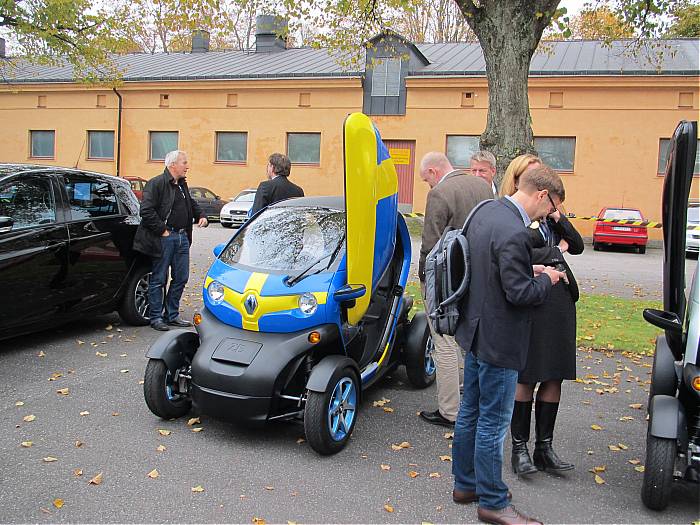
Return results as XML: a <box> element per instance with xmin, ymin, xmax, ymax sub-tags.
<box><xmin>190</xmin><ymin>188</ymin><xmax>202</xmax><ymax>198</ymax></box>
<box><xmin>220</xmin><ymin>207</ymin><xmax>345</xmax><ymax>273</ymax></box>
<box><xmin>63</xmin><ymin>175</ymin><xmax>119</xmax><ymax>220</ymax></box>
<box><xmin>113</xmin><ymin>181</ymin><xmax>139</xmax><ymax>216</ymax></box>
<box><xmin>0</xmin><ymin>177</ymin><xmax>56</xmax><ymax>229</ymax></box>
<box><xmin>203</xmin><ymin>189</ymin><xmax>216</xmax><ymax>199</ymax></box>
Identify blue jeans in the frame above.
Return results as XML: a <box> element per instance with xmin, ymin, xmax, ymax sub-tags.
<box><xmin>452</xmin><ymin>351</ymin><xmax>518</xmax><ymax>510</ymax></box>
<box><xmin>148</xmin><ymin>231</ymin><xmax>190</xmax><ymax>323</ymax></box>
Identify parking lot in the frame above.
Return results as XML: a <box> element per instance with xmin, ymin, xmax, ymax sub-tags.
<box><xmin>1</xmin><ymin>224</ymin><xmax>698</xmax><ymax>523</ymax></box>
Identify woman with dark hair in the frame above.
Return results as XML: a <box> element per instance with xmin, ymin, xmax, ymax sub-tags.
<box><xmin>502</xmin><ymin>156</ymin><xmax>585</xmax><ymax>476</ymax></box>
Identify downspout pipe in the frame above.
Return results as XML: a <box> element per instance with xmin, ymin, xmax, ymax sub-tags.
<box><xmin>113</xmin><ymin>87</ymin><xmax>123</xmax><ymax>178</ymax></box>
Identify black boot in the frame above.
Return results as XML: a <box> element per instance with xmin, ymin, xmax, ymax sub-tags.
<box><xmin>510</xmin><ymin>400</ymin><xmax>538</xmax><ymax>476</ymax></box>
<box><xmin>533</xmin><ymin>400</ymin><xmax>574</xmax><ymax>472</ymax></box>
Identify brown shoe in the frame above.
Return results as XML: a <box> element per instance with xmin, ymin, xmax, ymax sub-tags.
<box><xmin>477</xmin><ymin>505</ymin><xmax>542</xmax><ymax>525</ymax></box>
<box><xmin>453</xmin><ymin>489</ymin><xmax>512</xmax><ymax>505</ymax></box>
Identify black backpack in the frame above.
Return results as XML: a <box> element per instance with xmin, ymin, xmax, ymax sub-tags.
<box><xmin>424</xmin><ymin>200</ymin><xmax>491</xmax><ymax>336</ymax></box>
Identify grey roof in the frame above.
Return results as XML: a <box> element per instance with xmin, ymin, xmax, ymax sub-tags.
<box><xmin>4</xmin><ymin>38</ymin><xmax>698</xmax><ymax>83</ymax></box>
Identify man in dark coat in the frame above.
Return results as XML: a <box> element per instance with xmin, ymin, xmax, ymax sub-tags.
<box><xmin>251</xmin><ymin>153</ymin><xmax>304</xmax><ymax>215</ymax></box>
<box><xmin>133</xmin><ymin>150</ymin><xmax>208</xmax><ymax>331</ymax></box>
<box><xmin>451</xmin><ymin>166</ymin><xmax>566</xmax><ymax>525</ymax></box>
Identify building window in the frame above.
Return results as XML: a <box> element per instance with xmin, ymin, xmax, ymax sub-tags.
<box><xmin>460</xmin><ymin>92</ymin><xmax>474</xmax><ymax>107</ymax></box>
<box><xmin>658</xmin><ymin>138</ymin><xmax>700</xmax><ymax>175</ymax></box>
<box><xmin>287</xmin><ymin>133</ymin><xmax>321</xmax><ymax>164</ymax></box>
<box><xmin>96</xmin><ymin>94</ymin><xmax>106</xmax><ymax>108</ymax></box>
<box><xmin>446</xmin><ymin>135</ymin><xmax>480</xmax><ymax>168</ymax></box>
<box><xmin>371</xmin><ymin>58</ymin><xmax>401</xmax><ymax>97</ymax></box>
<box><xmin>37</xmin><ymin>95</ymin><xmax>46</xmax><ymax>108</ymax></box>
<box><xmin>216</xmin><ymin>132</ymin><xmax>247</xmax><ymax>162</ymax></box>
<box><xmin>549</xmin><ymin>91</ymin><xmax>564</xmax><ymax>108</ymax></box>
<box><xmin>226</xmin><ymin>93</ymin><xmax>238</xmax><ymax>107</ymax></box>
<box><xmin>299</xmin><ymin>92</ymin><xmax>311</xmax><ymax>107</ymax></box>
<box><xmin>678</xmin><ymin>92</ymin><xmax>693</xmax><ymax>108</ymax></box>
<box><xmin>88</xmin><ymin>131</ymin><xmax>115</xmax><ymax>160</ymax></box>
<box><xmin>159</xmin><ymin>94</ymin><xmax>170</xmax><ymax>107</ymax></box>
<box><xmin>30</xmin><ymin>130</ymin><xmax>55</xmax><ymax>158</ymax></box>
<box><xmin>149</xmin><ymin>131</ymin><xmax>178</xmax><ymax>161</ymax></box>
<box><xmin>534</xmin><ymin>137</ymin><xmax>576</xmax><ymax>172</ymax></box>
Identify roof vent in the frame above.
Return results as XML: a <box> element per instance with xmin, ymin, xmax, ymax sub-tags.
<box><xmin>192</xmin><ymin>30</ymin><xmax>210</xmax><ymax>53</ymax></box>
<box><xmin>255</xmin><ymin>15</ymin><xmax>287</xmax><ymax>53</ymax></box>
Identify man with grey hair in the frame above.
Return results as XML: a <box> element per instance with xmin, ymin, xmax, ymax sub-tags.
<box><xmin>133</xmin><ymin>150</ymin><xmax>208</xmax><ymax>331</ymax></box>
<box><xmin>417</xmin><ymin>151</ymin><xmax>493</xmax><ymax>428</ymax></box>
<box><xmin>470</xmin><ymin>150</ymin><xmax>498</xmax><ymax>197</ymax></box>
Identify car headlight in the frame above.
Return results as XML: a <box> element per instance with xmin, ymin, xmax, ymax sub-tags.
<box><xmin>299</xmin><ymin>293</ymin><xmax>318</xmax><ymax>315</ymax></box>
<box><xmin>207</xmin><ymin>281</ymin><xmax>225</xmax><ymax>305</ymax></box>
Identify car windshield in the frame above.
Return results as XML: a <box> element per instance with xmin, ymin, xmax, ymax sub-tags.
<box><xmin>220</xmin><ymin>206</ymin><xmax>345</xmax><ymax>273</ymax></box>
<box><xmin>602</xmin><ymin>208</ymin><xmax>643</xmax><ymax>221</ymax></box>
<box><xmin>235</xmin><ymin>193</ymin><xmax>255</xmax><ymax>203</ymax></box>
<box><xmin>688</xmin><ymin>206</ymin><xmax>700</xmax><ymax>223</ymax></box>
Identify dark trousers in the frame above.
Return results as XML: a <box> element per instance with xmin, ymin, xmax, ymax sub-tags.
<box><xmin>452</xmin><ymin>351</ymin><xmax>518</xmax><ymax>510</ymax></box>
<box><xmin>148</xmin><ymin>231</ymin><xmax>190</xmax><ymax>323</ymax></box>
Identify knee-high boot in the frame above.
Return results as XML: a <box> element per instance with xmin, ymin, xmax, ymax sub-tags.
<box><xmin>511</xmin><ymin>400</ymin><xmax>538</xmax><ymax>476</ymax></box>
<box><xmin>533</xmin><ymin>400</ymin><xmax>574</xmax><ymax>472</ymax></box>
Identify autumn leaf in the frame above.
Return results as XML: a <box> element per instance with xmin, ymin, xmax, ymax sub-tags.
<box><xmin>120</xmin><ymin>369</ymin><xmax>129</xmax><ymax>374</ymax></box>
<box><xmin>618</xmin><ymin>443</ymin><xmax>629</xmax><ymax>450</ymax></box>
<box><xmin>95</xmin><ymin>352</ymin><xmax>108</xmax><ymax>357</ymax></box>
<box><xmin>56</xmin><ymin>388</ymin><xmax>69</xmax><ymax>396</ymax></box>
<box><xmin>38</xmin><ymin>351</ymin><xmax>46</xmax><ymax>357</ymax></box>
<box><xmin>443</xmin><ymin>432</ymin><xmax>454</xmax><ymax>439</ymax></box>
<box><xmin>628</xmin><ymin>459</ymin><xmax>641</xmax><ymax>465</ymax></box>
<box><xmin>634</xmin><ymin>465</ymin><xmax>645</xmax><ymax>472</ymax></box>
<box><xmin>384</xmin><ymin>504</ymin><xmax>394</xmax><ymax>513</ymax></box>
<box><xmin>53</xmin><ymin>498</ymin><xmax>64</xmax><ymax>509</ymax></box>
<box><xmin>15</xmin><ymin>401</ymin><xmax>24</xmax><ymax>406</ymax></box>
<box><xmin>43</xmin><ymin>457</ymin><xmax>58</xmax><ymax>463</ymax></box>
<box><xmin>439</xmin><ymin>455</ymin><xmax>452</xmax><ymax>462</ymax></box>
<box><xmin>79</xmin><ymin>411</ymin><xmax>90</xmax><ymax>416</ymax></box>
<box><xmin>187</xmin><ymin>417</ymin><xmax>201</xmax><ymax>426</ymax></box>
<box><xmin>590</xmin><ymin>424</ymin><xmax>603</xmax><ymax>431</ymax></box>
<box><xmin>156</xmin><ymin>445</ymin><xmax>166</xmax><ymax>452</ymax></box>
<box><xmin>147</xmin><ymin>469</ymin><xmax>159</xmax><ymax>479</ymax></box>
<box><xmin>390</xmin><ymin>441</ymin><xmax>411</xmax><ymax>450</ymax></box>
<box><xmin>429</xmin><ymin>472</ymin><xmax>440</xmax><ymax>478</ymax></box>
<box><xmin>21</xmin><ymin>441</ymin><xmax>33</xmax><ymax>448</ymax></box>
<box><xmin>383</xmin><ymin>407</ymin><xmax>394</xmax><ymax>413</ymax></box>
<box><xmin>157</xmin><ymin>429</ymin><xmax>171</xmax><ymax>436</ymax></box>
<box><xmin>590</xmin><ymin>465</ymin><xmax>606</xmax><ymax>473</ymax></box>
<box><xmin>594</xmin><ymin>474</ymin><xmax>605</xmax><ymax>484</ymax></box>
<box><xmin>608</xmin><ymin>445</ymin><xmax>621</xmax><ymax>452</ymax></box>
<box><xmin>408</xmin><ymin>471</ymin><xmax>419</xmax><ymax>478</ymax></box>
<box><xmin>191</xmin><ymin>485</ymin><xmax>204</xmax><ymax>493</ymax></box>
<box><xmin>629</xmin><ymin>403</ymin><xmax>643</xmax><ymax>409</ymax></box>
<box><xmin>264</xmin><ymin>485</ymin><xmax>274</xmax><ymax>491</ymax></box>
<box><xmin>296</xmin><ymin>437</ymin><xmax>305</xmax><ymax>444</ymax></box>
<box><xmin>89</xmin><ymin>473</ymin><xmax>103</xmax><ymax>485</ymax></box>
<box><xmin>75</xmin><ymin>440</ymin><xmax>83</xmax><ymax>448</ymax></box>
<box><xmin>380</xmin><ymin>464</ymin><xmax>390</xmax><ymax>471</ymax></box>
<box><xmin>23</xmin><ymin>414</ymin><xmax>36</xmax><ymax>422</ymax></box>
<box><xmin>252</xmin><ymin>517</ymin><xmax>265</xmax><ymax>525</ymax></box>
<box><xmin>105</xmin><ymin>324</ymin><xmax>113</xmax><ymax>331</ymax></box>
<box><xmin>77</xmin><ymin>340</ymin><xmax>85</xmax><ymax>345</ymax></box>
<box><xmin>191</xmin><ymin>427</ymin><xmax>204</xmax><ymax>433</ymax></box>
<box><xmin>73</xmin><ymin>469</ymin><xmax>83</xmax><ymax>477</ymax></box>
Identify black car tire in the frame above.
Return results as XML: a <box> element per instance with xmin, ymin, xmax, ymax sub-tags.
<box><xmin>404</xmin><ymin>325</ymin><xmax>436</xmax><ymax>389</ymax></box>
<box><xmin>639</xmin><ymin>246</ymin><xmax>647</xmax><ymax>254</ymax></box>
<box><xmin>593</xmin><ymin>241</ymin><xmax>601</xmax><ymax>251</ymax></box>
<box><xmin>143</xmin><ymin>359</ymin><xmax>191</xmax><ymax>419</ymax></box>
<box><xmin>118</xmin><ymin>266</ymin><xmax>152</xmax><ymax>326</ymax></box>
<box><xmin>221</xmin><ymin>223</ymin><xmax>233</xmax><ymax>229</ymax></box>
<box><xmin>304</xmin><ymin>366</ymin><xmax>359</xmax><ymax>455</ymax></box>
<box><xmin>641</xmin><ymin>433</ymin><xmax>677</xmax><ymax>511</ymax></box>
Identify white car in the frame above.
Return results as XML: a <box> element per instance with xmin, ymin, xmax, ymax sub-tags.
<box><xmin>220</xmin><ymin>189</ymin><xmax>256</xmax><ymax>229</ymax></box>
<box><xmin>687</xmin><ymin>202</ymin><xmax>699</xmax><ymax>256</ymax></box>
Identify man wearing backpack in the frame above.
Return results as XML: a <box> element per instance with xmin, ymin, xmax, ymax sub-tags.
<box><xmin>417</xmin><ymin>152</ymin><xmax>493</xmax><ymax>428</ymax></box>
<box><xmin>451</xmin><ymin>166</ymin><xmax>566</xmax><ymax>525</ymax></box>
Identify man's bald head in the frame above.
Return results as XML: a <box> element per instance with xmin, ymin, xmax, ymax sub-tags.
<box><xmin>420</xmin><ymin>152</ymin><xmax>454</xmax><ymax>188</ymax></box>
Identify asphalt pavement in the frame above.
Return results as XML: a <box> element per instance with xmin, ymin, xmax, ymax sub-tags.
<box><xmin>1</xmin><ymin>224</ymin><xmax>698</xmax><ymax>524</ymax></box>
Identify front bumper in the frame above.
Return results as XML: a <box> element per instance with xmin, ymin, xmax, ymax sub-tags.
<box><xmin>220</xmin><ymin>213</ymin><xmax>248</xmax><ymax>227</ymax></box>
<box><xmin>191</xmin><ymin>307</ymin><xmax>338</xmax><ymax>422</ymax></box>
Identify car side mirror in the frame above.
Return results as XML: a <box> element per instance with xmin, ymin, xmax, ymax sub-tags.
<box><xmin>213</xmin><ymin>243</ymin><xmax>226</xmax><ymax>257</ymax></box>
<box><xmin>643</xmin><ymin>308</ymin><xmax>682</xmax><ymax>334</ymax></box>
<box><xmin>215</xmin><ymin>195</ymin><xmax>220</xmax><ymax>200</ymax></box>
<box><xmin>334</xmin><ymin>284</ymin><xmax>366</xmax><ymax>308</ymax></box>
<box><xmin>0</xmin><ymin>216</ymin><xmax>13</xmax><ymax>233</ymax></box>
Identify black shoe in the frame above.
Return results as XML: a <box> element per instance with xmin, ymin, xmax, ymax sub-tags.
<box><xmin>167</xmin><ymin>317</ymin><xmax>193</xmax><ymax>327</ymax></box>
<box><xmin>419</xmin><ymin>409</ymin><xmax>455</xmax><ymax>428</ymax></box>
<box><xmin>533</xmin><ymin>400</ymin><xmax>574</xmax><ymax>472</ymax></box>
<box><xmin>151</xmin><ymin>320</ymin><xmax>170</xmax><ymax>331</ymax></box>
<box><xmin>511</xmin><ymin>400</ymin><xmax>538</xmax><ymax>476</ymax></box>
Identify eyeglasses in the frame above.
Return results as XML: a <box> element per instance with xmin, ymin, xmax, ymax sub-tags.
<box><xmin>546</xmin><ymin>192</ymin><xmax>557</xmax><ymax>212</ymax></box>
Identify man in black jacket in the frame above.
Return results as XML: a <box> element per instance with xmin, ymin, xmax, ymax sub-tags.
<box><xmin>133</xmin><ymin>150</ymin><xmax>208</xmax><ymax>331</ymax></box>
<box><xmin>251</xmin><ymin>153</ymin><xmax>304</xmax><ymax>215</ymax></box>
<box><xmin>451</xmin><ymin>166</ymin><xmax>565</xmax><ymax>525</ymax></box>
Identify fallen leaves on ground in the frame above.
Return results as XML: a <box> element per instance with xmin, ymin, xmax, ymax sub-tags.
<box><xmin>391</xmin><ymin>441</ymin><xmax>411</xmax><ymax>450</ymax></box>
<box><xmin>156</xmin><ymin>445</ymin><xmax>166</xmax><ymax>452</ymax></box>
<box><xmin>589</xmin><ymin>465</ymin><xmax>606</xmax><ymax>473</ymax></box>
<box><xmin>590</xmin><ymin>424</ymin><xmax>603</xmax><ymax>431</ymax></box>
<box><xmin>383</xmin><ymin>407</ymin><xmax>394</xmax><ymax>413</ymax></box>
<box><xmin>191</xmin><ymin>485</ymin><xmax>204</xmax><ymax>493</ymax></box>
<box><xmin>56</xmin><ymin>388</ymin><xmax>69</xmax><ymax>396</ymax></box>
<box><xmin>38</xmin><ymin>351</ymin><xmax>46</xmax><ymax>357</ymax></box>
<box><xmin>380</xmin><ymin>464</ymin><xmax>390</xmax><ymax>471</ymax></box>
<box><xmin>53</xmin><ymin>499</ymin><xmax>64</xmax><ymax>509</ymax></box>
<box><xmin>73</xmin><ymin>469</ymin><xmax>83</xmax><ymax>477</ymax></box>
<box><xmin>296</xmin><ymin>437</ymin><xmax>305</xmax><ymax>444</ymax></box>
<box><xmin>264</xmin><ymin>485</ymin><xmax>274</xmax><ymax>491</ymax></box>
<box><xmin>147</xmin><ymin>469</ymin><xmax>159</xmax><ymax>479</ymax></box>
<box><xmin>439</xmin><ymin>455</ymin><xmax>451</xmax><ymax>462</ymax></box>
<box><xmin>443</xmin><ymin>432</ymin><xmax>454</xmax><ymax>439</ymax></box>
<box><xmin>429</xmin><ymin>472</ymin><xmax>440</xmax><ymax>478</ymax></box>
<box><xmin>187</xmin><ymin>417</ymin><xmax>200</xmax><ymax>426</ymax></box>
<box><xmin>43</xmin><ymin>457</ymin><xmax>58</xmax><ymax>463</ymax></box>
<box><xmin>629</xmin><ymin>403</ymin><xmax>643</xmax><ymax>409</ymax></box>
<box><xmin>383</xmin><ymin>504</ymin><xmax>394</xmax><ymax>513</ymax></box>
<box><xmin>408</xmin><ymin>471</ymin><xmax>419</xmax><ymax>478</ymax></box>
<box><xmin>373</xmin><ymin>398</ymin><xmax>391</xmax><ymax>407</ymax></box>
<box><xmin>21</xmin><ymin>441</ymin><xmax>33</xmax><ymax>448</ymax></box>
<box><xmin>79</xmin><ymin>411</ymin><xmax>90</xmax><ymax>416</ymax></box>
<box><xmin>95</xmin><ymin>352</ymin><xmax>108</xmax><ymax>357</ymax></box>
<box><xmin>594</xmin><ymin>474</ymin><xmax>605</xmax><ymax>484</ymax></box>
<box><xmin>634</xmin><ymin>465</ymin><xmax>645</xmax><ymax>472</ymax></box>
<box><xmin>191</xmin><ymin>427</ymin><xmax>204</xmax><ymax>433</ymax></box>
<box><xmin>88</xmin><ymin>473</ymin><xmax>103</xmax><ymax>485</ymax></box>
<box><xmin>15</xmin><ymin>401</ymin><xmax>24</xmax><ymax>406</ymax></box>
<box><xmin>157</xmin><ymin>429</ymin><xmax>171</xmax><ymax>436</ymax></box>
<box><xmin>252</xmin><ymin>517</ymin><xmax>265</xmax><ymax>525</ymax></box>
<box><xmin>628</xmin><ymin>459</ymin><xmax>641</xmax><ymax>465</ymax></box>
<box><xmin>75</xmin><ymin>440</ymin><xmax>83</xmax><ymax>448</ymax></box>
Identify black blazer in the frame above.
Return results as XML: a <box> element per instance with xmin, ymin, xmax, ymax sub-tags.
<box><xmin>455</xmin><ymin>198</ymin><xmax>551</xmax><ymax>371</ymax></box>
<box><xmin>251</xmin><ymin>176</ymin><xmax>304</xmax><ymax>215</ymax></box>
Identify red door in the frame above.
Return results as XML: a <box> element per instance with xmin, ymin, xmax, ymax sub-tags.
<box><xmin>385</xmin><ymin>140</ymin><xmax>415</xmax><ymax>209</ymax></box>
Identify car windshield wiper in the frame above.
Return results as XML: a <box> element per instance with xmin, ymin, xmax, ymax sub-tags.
<box><xmin>285</xmin><ymin>236</ymin><xmax>345</xmax><ymax>287</ymax></box>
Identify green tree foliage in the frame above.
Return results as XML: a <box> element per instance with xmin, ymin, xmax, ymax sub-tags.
<box><xmin>666</xmin><ymin>1</ymin><xmax>700</xmax><ymax>37</ymax></box>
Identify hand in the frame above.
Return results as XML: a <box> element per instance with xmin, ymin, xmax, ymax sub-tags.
<box><xmin>532</xmin><ymin>264</ymin><xmax>546</xmax><ymax>276</ymax></box>
<box><xmin>197</xmin><ymin>217</ymin><xmax>208</xmax><ymax>227</ymax></box>
<box><xmin>161</xmin><ymin>229</ymin><xmax>170</xmax><ymax>237</ymax></box>
<box><xmin>542</xmin><ymin>266</ymin><xmax>565</xmax><ymax>285</ymax></box>
<box><xmin>558</xmin><ymin>239</ymin><xmax>569</xmax><ymax>253</ymax></box>
<box><xmin>549</xmin><ymin>209</ymin><xmax>561</xmax><ymax>222</ymax></box>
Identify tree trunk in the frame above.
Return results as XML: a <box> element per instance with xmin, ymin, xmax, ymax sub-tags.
<box><xmin>456</xmin><ymin>0</ymin><xmax>560</xmax><ymax>186</ymax></box>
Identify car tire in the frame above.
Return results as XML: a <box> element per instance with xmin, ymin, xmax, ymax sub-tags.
<box><xmin>641</xmin><ymin>433</ymin><xmax>677</xmax><ymax>511</ymax></box>
<box><xmin>143</xmin><ymin>359</ymin><xmax>191</xmax><ymax>420</ymax></box>
<box><xmin>593</xmin><ymin>241</ymin><xmax>600</xmax><ymax>251</ymax></box>
<box><xmin>404</xmin><ymin>324</ymin><xmax>436</xmax><ymax>389</ymax></box>
<box><xmin>118</xmin><ymin>266</ymin><xmax>152</xmax><ymax>326</ymax></box>
<box><xmin>221</xmin><ymin>223</ymin><xmax>233</xmax><ymax>229</ymax></box>
<box><xmin>304</xmin><ymin>366</ymin><xmax>359</xmax><ymax>455</ymax></box>
<box><xmin>639</xmin><ymin>246</ymin><xmax>647</xmax><ymax>254</ymax></box>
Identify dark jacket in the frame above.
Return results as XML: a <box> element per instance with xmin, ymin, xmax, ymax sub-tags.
<box><xmin>419</xmin><ymin>170</ymin><xmax>493</xmax><ymax>281</ymax></box>
<box><xmin>455</xmin><ymin>198</ymin><xmax>551</xmax><ymax>371</ymax></box>
<box><xmin>251</xmin><ymin>176</ymin><xmax>304</xmax><ymax>215</ymax></box>
<box><xmin>133</xmin><ymin>169</ymin><xmax>204</xmax><ymax>257</ymax></box>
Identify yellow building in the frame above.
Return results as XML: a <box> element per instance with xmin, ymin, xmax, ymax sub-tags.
<box><xmin>0</xmin><ymin>26</ymin><xmax>697</xmax><ymax>239</ymax></box>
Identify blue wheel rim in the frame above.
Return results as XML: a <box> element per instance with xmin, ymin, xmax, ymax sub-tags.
<box><xmin>424</xmin><ymin>336</ymin><xmax>436</xmax><ymax>375</ymax></box>
<box><xmin>327</xmin><ymin>377</ymin><xmax>357</xmax><ymax>442</ymax></box>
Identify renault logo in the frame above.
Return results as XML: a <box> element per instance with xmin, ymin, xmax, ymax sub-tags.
<box><xmin>244</xmin><ymin>294</ymin><xmax>258</xmax><ymax>315</ymax></box>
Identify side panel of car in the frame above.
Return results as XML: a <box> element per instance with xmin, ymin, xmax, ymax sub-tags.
<box><xmin>0</xmin><ymin>173</ymin><xmax>70</xmax><ymax>334</ymax></box>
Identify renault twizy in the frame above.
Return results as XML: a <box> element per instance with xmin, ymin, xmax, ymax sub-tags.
<box><xmin>641</xmin><ymin>120</ymin><xmax>699</xmax><ymax>510</ymax></box>
<box><xmin>143</xmin><ymin>113</ymin><xmax>435</xmax><ymax>454</ymax></box>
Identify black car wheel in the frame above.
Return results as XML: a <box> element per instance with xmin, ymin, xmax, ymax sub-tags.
<box><xmin>641</xmin><ymin>433</ymin><xmax>677</xmax><ymax>511</ymax></box>
<box><xmin>221</xmin><ymin>223</ymin><xmax>233</xmax><ymax>229</ymax></box>
<box><xmin>118</xmin><ymin>266</ymin><xmax>152</xmax><ymax>326</ymax></box>
<box><xmin>304</xmin><ymin>366</ymin><xmax>359</xmax><ymax>455</ymax></box>
<box><xmin>638</xmin><ymin>245</ymin><xmax>647</xmax><ymax>254</ymax></box>
<box><xmin>405</xmin><ymin>324</ymin><xmax>436</xmax><ymax>389</ymax></box>
<box><xmin>593</xmin><ymin>241</ymin><xmax>601</xmax><ymax>251</ymax></box>
<box><xmin>143</xmin><ymin>359</ymin><xmax>192</xmax><ymax>419</ymax></box>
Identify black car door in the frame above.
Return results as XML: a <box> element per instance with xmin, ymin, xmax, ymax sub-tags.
<box><xmin>661</xmin><ymin>120</ymin><xmax>697</xmax><ymax>355</ymax></box>
<box><xmin>0</xmin><ymin>172</ymin><xmax>69</xmax><ymax>333</ymax></box>
<box><xmin>60</xmin><ymin>172</ymin><xmax>130</xmax><ymax>312</ymax></box>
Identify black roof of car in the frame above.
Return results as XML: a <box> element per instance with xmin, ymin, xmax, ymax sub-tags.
<box><xmin>271</xmin><ymin>196</ymin><xmax>344</xmax><ymax>211</ymax></box>
<box><xmin>0</xmin><ymin>163</ymin><xmax>127</xmax><ymax>185</ymax></box>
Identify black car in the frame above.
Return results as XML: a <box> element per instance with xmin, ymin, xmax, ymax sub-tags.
<box><xmin>0</xmin><ymin>164</ymin><xmax>152</xmax><ymax>340</ymax></box>
<box><xmin>189</xmin><ymin>186</ymin><xmax>225</xmax><ymax>221</ymax></box>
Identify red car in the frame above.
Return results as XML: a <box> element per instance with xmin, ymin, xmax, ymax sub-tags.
<box><xmin>124</xmin><ymin>176</ymin><xmax>147</xmax><ymax>201</ymax></box>
<box><xmin>593</xmin><ymin>207</ymin><xmax>648</xmax><ymax>254</ymax></box>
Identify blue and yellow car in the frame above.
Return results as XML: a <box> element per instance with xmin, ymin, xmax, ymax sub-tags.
<box><xmin>142</xmin><ymin>113</ymin><xmax>434</xmax><ymax>454</ymax></box>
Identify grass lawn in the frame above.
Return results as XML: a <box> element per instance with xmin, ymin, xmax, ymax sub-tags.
<box><xmin>404</xmin><ymin>281</ymin><xmax>661</xmax><ymax>354</ymax></box>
